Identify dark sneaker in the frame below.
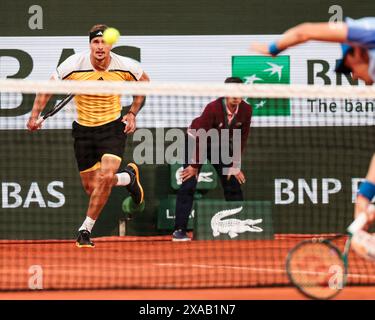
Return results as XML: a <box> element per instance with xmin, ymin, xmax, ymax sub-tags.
<box><xmin>76</xmin><ymin>230</ymin><xmax>95</xmax><ymax>248</ymax></box>
<box><xmin>123</xmin><ymin>163</ymin><xmax>144</xmax><ymax>205</ymax></box>
<box><xmin>172</xmin><ymin>229</ymin><xmax>191</xmax><ymax>242</ymax></box>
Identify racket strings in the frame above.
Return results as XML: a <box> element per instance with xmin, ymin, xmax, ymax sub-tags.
<box><xmin>287</xmin><ymin>242</ymin><xmax>346</xmax><ymax>299</ymax></box>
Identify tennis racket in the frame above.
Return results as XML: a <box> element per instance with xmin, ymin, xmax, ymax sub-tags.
<box><xmin>36</xmin><ymin>94</ymin><xmax>74</xmax><ymax>126</ymax></box>
<box><xmin>286</xmin><ymin>211</ymin><xmax>369</xmax><ymax>300</ymax></box>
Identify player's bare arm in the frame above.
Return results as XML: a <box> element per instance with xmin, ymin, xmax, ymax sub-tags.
<box><xmin>123</xmin><ymin>71</ymin><xmax>150</xmax><ymax>134</ymax></box>
<box><xmin>27</xmin><ymin>76</ymin><xmax>55</xmax><ymax>131</ymax></box>
<box><xmin>251</xmin><ymin>22</ymin><xmax>348</xmax><ymax>55</ymax></box>
<box><xmin>27</xmin><ymin>93</ymin><xmax>52</xmax><ymax>131</ymax></box>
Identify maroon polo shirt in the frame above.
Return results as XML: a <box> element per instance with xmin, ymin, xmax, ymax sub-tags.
<box><xmin>187</xmin><ymin>97</ymin><xmax>252</xmax><ymax>168</ymax></box>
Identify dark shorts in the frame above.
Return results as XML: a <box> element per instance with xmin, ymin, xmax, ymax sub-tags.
<box><xmin>72</xmin><ymin>118</ymin><xmax>127</xmax><ymax>172</ymax></box>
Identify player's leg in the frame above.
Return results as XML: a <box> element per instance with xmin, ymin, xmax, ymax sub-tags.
<box><xmin>76</xmin><ymin>155</ymin><xmax>121</xmax><ymax>248</ymax></box>
<box><xmin>80</xmin><ymin>162</ymin><xmax>144</xmax><ymax>204</ymax></box>
<box><xmin>99</xmin><ymin>118</ymin><xmax>144</xmax><ymax>205</ymax></box>
<box><xmin>119</xmin><ymin>162</ymin><xmax>144</xmax><ymax>205</ymax></box>
<box><xmin>72</xmin><ymin>121</ymin><xmax>102</xmax><ymax>247</ymax></box>
<box><xmin>85</xmin><ymin>154</ymin><xmax>121</xmax><ymax>220</ymax></box>
<box><xmin>79</xmin><ymin>163</ymin><xmax>100</xmax><ymax>196</ymax></box>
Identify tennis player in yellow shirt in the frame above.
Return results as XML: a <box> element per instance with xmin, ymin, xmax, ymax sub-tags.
<box><xmin>27</xmin><ymin>24</ymin><xmax>150</xmax><ymax>248</ymax></box>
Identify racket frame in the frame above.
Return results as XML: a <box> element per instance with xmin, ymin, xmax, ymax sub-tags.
<box><xmin>286</xmin><ymin>212</ymin><xmax>368</xmax><ymax>299</ymax></box>
<box><xmin>286</xmin><ymin>235</ymin><xmax>350</xmax><ymax>300</ymax></box>
<box><xmin>36</xmin><ymin>94</ymin><xmax>74</xmax><ymax>126</ymax></box>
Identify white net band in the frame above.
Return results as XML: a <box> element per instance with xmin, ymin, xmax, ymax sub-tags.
<box><xmin>2</xmin><ymin>79</ymin><xmax>375</xmax><ymax>98</ymax></box>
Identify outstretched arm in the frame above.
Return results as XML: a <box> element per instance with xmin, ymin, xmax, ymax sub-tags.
<box><xmin>26</xmin><ymin>76</ymin><xmax>54</xmax><ymax>131</ymax></box>
<box><xmin>251</xmin><ymin>22</ymin><xmax>348</xmax><ymax>55</ymax></box>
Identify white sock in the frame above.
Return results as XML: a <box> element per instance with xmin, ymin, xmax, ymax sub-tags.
<box><xmin>79</xmin><ymin>216</ymin><xmax>96</xmax><ymax>233</ymax></box>
<box><xmin>115</xmin><ymin>172</ymin><xmax>131</xmax><ymax>186</ymax></box>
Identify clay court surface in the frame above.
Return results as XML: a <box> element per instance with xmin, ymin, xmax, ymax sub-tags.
<box><xmin>0</xmin><ymin>235</ymin><xmax>374</xmax><ymax>300</ymax></box>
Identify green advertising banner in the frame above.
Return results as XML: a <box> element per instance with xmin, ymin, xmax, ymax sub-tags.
<box><xmin>193</xmin><ymin>200</ymin><xmax>274</xmax><ymax>240</ymax></box>
<box><xmin>232</xmin><ymin>55</ymin><xmax>290</xmax><ymax>116</ymax></box>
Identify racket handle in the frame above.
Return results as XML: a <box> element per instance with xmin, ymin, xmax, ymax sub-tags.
<box><xmin>347</xmin><ymin>212</ymin><xmax>368</xmax><ymax>234</ymax></box>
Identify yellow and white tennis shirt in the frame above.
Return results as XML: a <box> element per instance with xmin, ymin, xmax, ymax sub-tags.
<box><xmin>53</xmin><ymin>51</ymin><xmax>144</xmax><ymax>127</ymax></box>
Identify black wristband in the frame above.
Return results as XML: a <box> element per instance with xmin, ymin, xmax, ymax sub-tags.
<box><xmin>128</xmin><ymin>111</ymin><xmax>136</xmax><ymax>117</ymax></box>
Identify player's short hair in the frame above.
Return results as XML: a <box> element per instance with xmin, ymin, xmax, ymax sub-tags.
<box><xmin>89</xmin><ymin>24</ymin><xmax>108</xmax><ymax>33</ymax></box>
<box><xmin>224</xmin><ymin>77</ymin><xmax>244</xmax><ymax>84</ymax></box>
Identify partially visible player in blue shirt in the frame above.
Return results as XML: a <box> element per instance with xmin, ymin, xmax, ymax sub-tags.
<box><xmin>251</xmin><ymin>17</ymin><xmax>375</xmax><ymax>260</ymax></box>
<box><xmin>252</xmin><ymin>17</ymin><xmax>375</xmax><ymax>85</ymax></box>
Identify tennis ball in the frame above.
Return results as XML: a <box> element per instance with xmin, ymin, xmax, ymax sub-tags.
<box><xmin>103</xmin><ymin>27</ymin><xmax>120</xmax><ymax>45</ymax></box>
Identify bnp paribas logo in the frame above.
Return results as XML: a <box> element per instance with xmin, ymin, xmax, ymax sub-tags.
<box><xmin>232</xmin><ymin>56</ymin><xmax>290</xmax><ymax>116</ymax></box>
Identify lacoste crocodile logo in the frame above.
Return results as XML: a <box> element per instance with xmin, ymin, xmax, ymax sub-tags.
<box><xmin>211</xmin><ymin>206</ymin><xmax>263</xmax><ymax>238</ymax></box>
<box><xmin>176</xmin><ymin>167</ymin><xmax>213</xmax><ymax>185</ymax></box>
